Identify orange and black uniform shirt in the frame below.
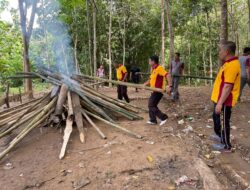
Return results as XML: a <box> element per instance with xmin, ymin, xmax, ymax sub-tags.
<box><xmin>150</xmin><ymin>64</ymin><xmax>168</xmax><ymax>91</ymax></box>
<box><xmin>116</xmin><ymin>65</ymin><xmax>127</xmax><ymax>81</ymax></box>
<box><xmin>211</xmin><ymin>57</ymin><xmax>241</xmax><ymax>107</ymax></box>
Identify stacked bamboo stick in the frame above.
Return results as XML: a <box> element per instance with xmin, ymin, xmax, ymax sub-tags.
<box><xmin>0</xmin><ymin>69</ymin><xmax>147</xmax><ymax>160</ymax></box>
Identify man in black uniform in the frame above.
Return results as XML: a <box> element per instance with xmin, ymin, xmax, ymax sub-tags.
<box><xmin>130</xmin><ymin>66</ymin><xmax>141</xmax><ymax>92</ymax></box>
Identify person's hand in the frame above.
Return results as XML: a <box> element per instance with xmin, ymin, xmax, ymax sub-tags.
<box><xmin>215</xmin><ymin>104</ymin><xmax>222</xmax><ymax>114</ymax></box>
<box><xmin>166</xmin><ymin>86</ymin><xmax>172</xmax><ymax>95</ymax></box>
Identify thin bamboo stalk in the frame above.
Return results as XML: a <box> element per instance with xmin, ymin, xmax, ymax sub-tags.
<box><xmin>82</xmin><ymin>109</ymin><xmax>142</xmax><ymax>139</ymax></box>
<box><xmin>81</xmin><ymin>109</ymin><xmax>106</xmax><ymax>139</ymax></box>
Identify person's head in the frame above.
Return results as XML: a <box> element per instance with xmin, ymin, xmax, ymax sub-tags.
<box><xmin>114</xmin><ymin>63</ymin><xmax>121</xmax><ymax>69</ymax></box>
<box><xmin>219</xmin><ymin>41</ymin><xmax>236</xmax><ymax>62</ymax></box>
<box><xmin>149</xmin><ymin>55</ymin><xmax>159</xmax><ymax>66</ymax></box>
<box><xmin>100</xmin><ymin>64</ymin><xmax>104</xmax><ymax>69</ymax></box>
<box><xmin>243</xmin><ymin>47</ymin><xmax>250</xmax><ymax>55</ymax></box>
<box><xmin>175</xmin><ymin>52</ymin><xmax>180</xmax><ymax>60</ymax></box>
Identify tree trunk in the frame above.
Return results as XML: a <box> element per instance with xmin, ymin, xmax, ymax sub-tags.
<box><xmin>18</xmin><ymin>0</ymin><xmax>38</xmax><ymax>99</ymax></box>
<box><xmin>93</xmin><ymin>1</ymin><xmax>97</xmax><ymax>77</ymax></box>
<box><xmin>86</xmin><ymin>0</ymin><xmax>92</xmax><ymax>76</ymax></box>
<box><xmin>188</xmin><ymin>43</ymin><xmax>191</xmax><ymax>86</ymax></box>
<box><xmin>122</xmin><ymin>17</ymin><xmax>126</xmax><ymax>66</ymax></box>
<box><xmin>108</xmin><ymin>0</ymin><xmax>112</xmax><ymax>87</ymax></box>
<box><xmin>165</xmin><ymin>0</ymin><xmax>174</xmax><ymax>67</ymax></box>
<box><xmin>161</xmin><ymin>0</ymin><xmax>165</xmax><ymax>66</ymax></box>
<box><xmin>248</xmin><ymin>0</ymin><xmax>250</xmax><ymax>44</ymax></box>
<box><xmin>23</xmin><ymin>39</ymin><xmax>33</xmax><ymax>98</ymax></box>
<box><xmin>74</xmin><ymin>34</ymin><xmax>79</xmax><ymax>73</ymax></box>
<box><xmin>220</xmin><ymin>0</ymin><xmax>228</xmax><ymax>44</ymax></box>
<box><xmin>206</xmin><ymin>11</ymin><xmax>213</xmax><ymax>86</ymax></box>
<box><xmin>202</xmin><ymin>51</ymin><xmax>207</xmax><ymax>86</ymax></box>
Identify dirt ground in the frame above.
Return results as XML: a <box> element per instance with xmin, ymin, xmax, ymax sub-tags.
<box><xmin>0</xmin><ymin>86</ymin><xmax>249</xmax><ymax>190</ymax></box>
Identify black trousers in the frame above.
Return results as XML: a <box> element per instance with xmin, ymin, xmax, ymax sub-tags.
<box><xmin>117</xmin><ymin>85</ymin><xmax>130</xmax><ymax>103</ymax></box>
<box><xmin>148</xmin><ymin>92</ymin><xmax>168</xmax><ymax>123</ymax></box>
<box><xmin>213</xmin><ymin>103</ymin><xmax>232</xmax><ymax>149</ymax></box>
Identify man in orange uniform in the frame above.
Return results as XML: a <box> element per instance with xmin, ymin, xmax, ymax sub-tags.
<box><xmin>211</xmin><ymin>41</ymin><xmax>241</xmax><ymax>152</ymax></box>
<box><xmin>115</xmin><ymin>63</ymin><xmax>130</xmax><ymax>103</ymax></box>
<box><xmin>144</xmin><ymin>55</ymin><xmax>172</xmax><ymax>126</ymax></box>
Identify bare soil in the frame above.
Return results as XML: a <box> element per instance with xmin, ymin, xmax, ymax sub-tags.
<box><xmin>0</xmin><ymin>86</ymin><xmax>249</xmax><ymax>190</ymax></box>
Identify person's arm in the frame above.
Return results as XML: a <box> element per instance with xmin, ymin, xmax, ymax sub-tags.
<box><xmin>215</xmin><ymin>84</ymin><xmax>233</xmax><ymax>114</ymax></box>
<box><xmin>123</xmin><ymin>73</ymin><xmax>128</xmax><ymax>82</ymax></box>
<box><xmin>143</xmin><ymin>79</ymin><xmax>150</xmax><ymax>86</ymax></box>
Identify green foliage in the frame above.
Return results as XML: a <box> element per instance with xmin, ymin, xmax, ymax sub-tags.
<box><xmin>1</xmin><ymin>0</ymin><xmax>250</xmax><ymax>87</ymax></box>
<box><xmin>0</xmin><ymin>20</ymin><xmax>23</xmax><ymax>87</ymax></box>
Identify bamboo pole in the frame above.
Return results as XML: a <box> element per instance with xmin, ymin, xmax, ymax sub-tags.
<box><xmin>81</xmin><ymin>109</ymin><xmax>106</xmax><ymax>139</ymax></box>
<box><xmin>75</xmin><ymin>74</ymin><xmax>164</xmax><ymax>93</ymax></box>
<box><xmin>82</xmin><ymin>109</ymin><xmax>142</xmax><ymax>139</ymax></box>
<box><xmin>0</xmin><ymin>97</ymin><xmax>41</xmax><ymax>115</ymax></box>
<box><xmin>55</xmin><ymin>84</ymin><xmax>68</xmax><ymax>116</ymax></box>
<box><xmin>71</xmin><ymin>92</ymin><xmax>86</xmax><ymax>143</ymax></box>
<box><xmin>74</xmin><ymin>76</ymin><xmax>148</xmax><ymax>113</ymax></box>
<box><xmin>0</xmin><ymin>98</ymin><xmax>57</xmax><ymax>160</ymax></box>
<box><xmin>0</xmin><ymin>106</ymin><xmax>45</xmax><ymax>138</ymax></box>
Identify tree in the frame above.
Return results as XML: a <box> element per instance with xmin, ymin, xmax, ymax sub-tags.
<box><xmin>166</xmin><ymin>0</ymin><xmax>174</xmax><ymax>66</ymax></box>
<box><xmin>18</xmin><ymin>0</ymin><xmax>38</xmax><ymax>98</ymax></box>
<box><xmin>161</xmin><ymin>0</ymin><xmax>165</xmax><ymax>66</ymax></box>
<box><xmin>93</xmin><ymin>0</ymin><xmax>97</xmax><ymax>77</ymax></box>
<box><xmin>86</xmin><ymin>0</ymin><xmax>92</xmax><ymax>75</ymax></box>
<box><xmin>108</xmin><ymin>0</ymin><xmax>112</xmax><ymax>86</ymax></box>
<box><xmin>220</xmin><ymin>0</ymin><xmax>228</xmax><ymax>44</ymax></box>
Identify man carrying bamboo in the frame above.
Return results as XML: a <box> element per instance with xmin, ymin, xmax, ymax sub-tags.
<box><xmin>115</xmin><ymin>63</ymin><xmax>130</xmax><ymax>103</ymax></box>
<box><xmin>144</xmin><ymin>55</ymin><xmax>172</xmax><ymax>126</ymax></box>
<box><xmin>210</xmin><ymin>41</ymin><xmax>240</xmax><ymax>152</ymax></box>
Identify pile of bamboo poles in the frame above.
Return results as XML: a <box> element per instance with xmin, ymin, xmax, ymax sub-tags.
<box><xmin>0</xmin><ymin>68</ymin><xmax>147</xmax><ymax>160</ymax></box>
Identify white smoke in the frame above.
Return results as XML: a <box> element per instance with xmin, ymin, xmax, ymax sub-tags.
<box><xmin>30</xmin><ymin>0</ymin><xmax>76</xmax><ymax>76</ymax></box>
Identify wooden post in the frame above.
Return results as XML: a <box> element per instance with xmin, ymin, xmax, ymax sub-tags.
<box><xmin>5</xmin><ymin>83</ymin><xmax>10</xmax><ymax>108</ymax></box>
<box><xmin>19</xmin><ymin>87</ymin><xmax>22</xmax><ymax>104</ymax></box>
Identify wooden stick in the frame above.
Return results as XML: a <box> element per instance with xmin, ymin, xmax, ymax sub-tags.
<box><xmin>59</xmin><ymin>93</ymin><xmax>74</xmax><ymax>159</ymax></box>
<box><xmin>82</xmin><ymin>109</ymin><xmax>142</xmax><ymax>139</ymax></box>
<box><xmin>81</xmin><ymin>109</ymin><xmax>106</xmax><ymax>139</ymax></box>
<box><xmin>71</xmin><ymin>92</ymin><xmax>86</xmax><ymax>143</ymax></box>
